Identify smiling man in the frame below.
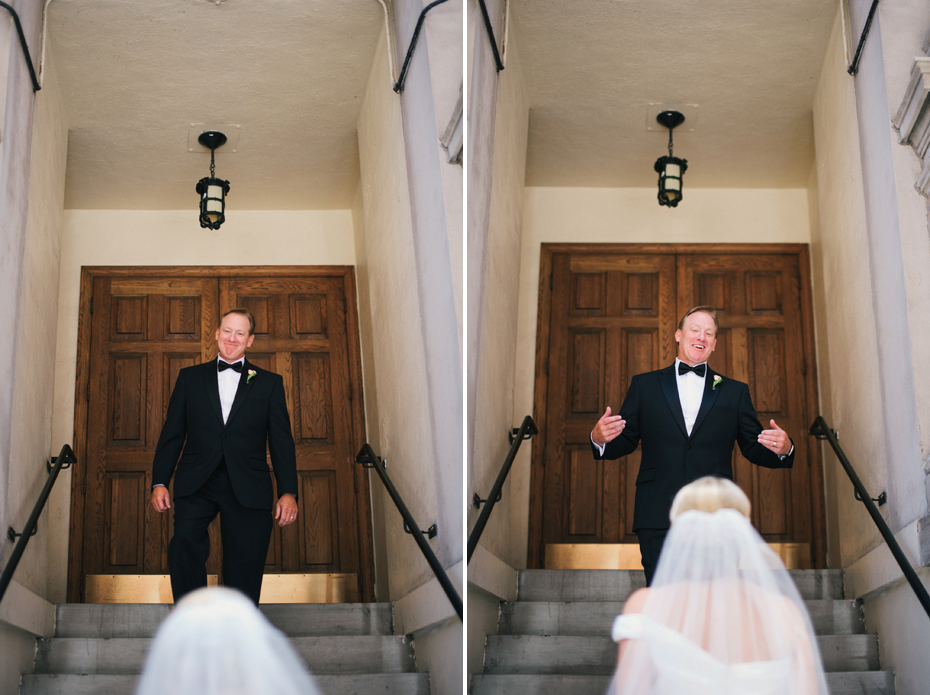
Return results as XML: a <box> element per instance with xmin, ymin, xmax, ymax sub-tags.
<box><xmin>590</xmin><ymin>306</ymin><xmax>794</xmax><ymax>585</ymax></box>
<box><xmin>150</xmin><ymin>307</ymin><xmax>298</xmax><ymax>604</ymax></box>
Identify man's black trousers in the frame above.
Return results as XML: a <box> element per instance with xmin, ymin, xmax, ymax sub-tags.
<box><xmin>637</xmin><ymin>527</ymin><xmax>669</xmax><ymax>587</ymax></box>
<box><xmin>168</xmin><ymin>462</ymin><xmax>272</xmax><ymax>605</ymax></box>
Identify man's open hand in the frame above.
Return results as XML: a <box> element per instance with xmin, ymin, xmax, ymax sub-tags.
<box><xmin>592</xmin><ymin>406</ymin><xmax>626</xmax><ymax>446</ymax></box>
<box><xmin>275</xmin><ymin>493</ymin><xmax>298</xmax><ymax>527</ymax></box>
<box><xmin>151</xmin><ymin>486</ymin><xmax>171</xmax><ymax>513</ymax></box>
<box><xmin>758</xmin><ymin>419</ymin><xmax>792</xmax><ymax>456</ymax></box>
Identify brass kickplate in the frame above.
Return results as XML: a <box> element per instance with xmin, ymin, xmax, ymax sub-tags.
<box><xmin>545</xmin><ymin>542</ymin><xmax>812</xmax><ymax>570</ymax></box>
<box><xmin>84</xmin><ymin>573</ymin><xmax>359</xmax><ymax>604</ymax></box>
<box><xmin>546</xmin><ymin>544</ymin><xmax>644</xmax><ymax>570</ymax></box>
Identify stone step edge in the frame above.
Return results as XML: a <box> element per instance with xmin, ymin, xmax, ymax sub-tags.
<box><xmin>498</xmin><ymin>599</ymin><xmax>864</xmax><ymax>636</ymax></box>
<box><xmin>481</xmin><ymin>634</ymin><xmax>880</xmax><ymax>674</ymax></box>
<box><xmin>20</xmin><ymin>672</ymin><xmax>430</xmax><ymax>695</ymax></box>
<box><xmin>470</xmin><ymin>671</ymin><xmax>895</xmax><ymax>691</ymax></box>
<box><xmin>53</xmin><ymin>603</ymin><xmax>395</xmax><ymax>638</ymax></box>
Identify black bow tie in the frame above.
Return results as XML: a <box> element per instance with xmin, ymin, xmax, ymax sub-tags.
<box><xmin>218</xmin><ymin>360</ymin><xmax>243</xmax><ymax>373</ymax></box>
<box><xmin>678</xmin><ymin>362</ymin><xmax>707</xmax><ymax>378</ymax></box>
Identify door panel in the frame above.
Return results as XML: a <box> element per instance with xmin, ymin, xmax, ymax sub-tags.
<box><xmin>222</xmin><ymin>276</ymin><xmax>360</xmax><ymax>576</ymax></box>
<box><xmin>540</xmin><ymin>253</ymin><xmax>677</xmax><ymax>551</ymax></box>
<box><xmin>680</xmin><ymin>253</ymin><xmax>809</xmax><ymax>543</ymax></box>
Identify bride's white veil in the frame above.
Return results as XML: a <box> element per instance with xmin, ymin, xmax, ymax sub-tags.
<box><xmin>136</xmin><ymin>587</ymin><xmax>321</xmax><ymax>695</ymax></box>
<box><xmin>611</xmin><ymin>478</ymin><xmax>829</xmax><ymax>695</ymax></box>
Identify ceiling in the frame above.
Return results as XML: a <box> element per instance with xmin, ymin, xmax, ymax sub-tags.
<box><xmin>510</xmin><ymin>0</ymin><xmax>838</xmax><ymax>189</ymax></box>
<box><xmin>48</xmin><ymin>0</ymin><xmax>383</xmax><ymax>210</ymax></box>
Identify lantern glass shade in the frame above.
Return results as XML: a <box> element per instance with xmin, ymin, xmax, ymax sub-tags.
<box><xmin>196</xmin><ymin>176</ymin><xmax>230</xmax><ymax>230</ymax></box>
<box><xmin>654</xmin><ymin>156</ymin><xmax>688</xmax><ymax>207</ymax></box>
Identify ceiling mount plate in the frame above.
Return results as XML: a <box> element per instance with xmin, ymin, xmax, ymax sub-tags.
<box><xmin>645</xmin><ymin>104</ymin><xmax>699</xmax><ymax>132</ymax></box>
<box><xmin>188</xmin><ymin>124</ymin><xmax>241</xmax><ymax>153</ymax></box>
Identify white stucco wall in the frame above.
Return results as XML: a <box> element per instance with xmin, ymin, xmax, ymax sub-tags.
<box><xmin>509</xmin><ymin>186</ymin><xmax>813</xmax><ymax>568</ymax></box>
<box><xmin>0</xmin><ymin>0</ymin><xmax>43</xmax><ymax>576</ymax></box>
<box><xmin>810</xmin><ymin>8</ymin><xmax>884</xmax><ymax>569</ymax></box>
<box><xmin>7</xmin><ymin>40</ymin><xmax>68</xmax><ymax>600</ymax></box>
<box><xmin>809</xmin><ymin>4</ymin><xmax>930</xmax><ymax>693</ymax></box>
<box><xmin>470</xmin><ymin>29</ymin><xmax>530</xmax><ymax>572</ymax></box>
<box><xmin>356</xmin><ymin>27</ymin><xmax>436</xmax><ymax>606</ymax></box>
<box><xmin>46</xmin><ymin>208</ymin><xmax>356</xmax><ymax>603</ymax></box>
<box><xmin>1</xmin><ymin>37</ymin><xmax>68</xmax><ymax>695</ymax></box>
<box><xmin>392</xmin><ymin>0</ymin><xmax>463</xmax><ymax>574</ymax></box>
<box><xmin>355</xmin><ymin>26</ymin><xmax>461</xmax><ymax>695</ymax></box>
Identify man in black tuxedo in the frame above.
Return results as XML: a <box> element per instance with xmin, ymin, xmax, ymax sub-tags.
<box><xmin>150</xmin><ymin>308</ymin><xmax>298</xmax><ymax>604</ymax></box>
<box><xmin>591</xmin><ymin>306</ymin><xmax>794</xmax><ymax>585</ymax></box>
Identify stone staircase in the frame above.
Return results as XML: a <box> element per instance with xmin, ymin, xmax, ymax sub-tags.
<box><xmin>21</xmin><ymin>602</ymin><xmax>429</xmax><ymax>695</ymax></box>
<box><xmin>471</xmin><ymin>569</ymin><xmax>895</xmax><ymax>695</ymax></box>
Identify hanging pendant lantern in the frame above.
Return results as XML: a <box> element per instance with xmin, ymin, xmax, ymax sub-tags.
<box><xmin>196</xmin><ymin>131</ymin><xmax>231</xmax><ymax>230</ymax></box>
<box><xmin>654</xmin><ymin>111</ymin><xmax>688</xmax><ymax>208</ymax></box>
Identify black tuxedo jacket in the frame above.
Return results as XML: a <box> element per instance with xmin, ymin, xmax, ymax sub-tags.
<box><xmin>592</xmin><ymin>364</ymin><xmax>794</xmax><ymax>531</ymax></box>
<box><xmin>152</xmin><ymin>359</ymin><xmax>298</xmax><ymax>510</ymax></box>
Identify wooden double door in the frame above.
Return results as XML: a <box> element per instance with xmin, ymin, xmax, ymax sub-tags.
<box><xmin>528</xmin><ymin>244</ymin><xmax>825</xmax><ymax>568</ymax></box>
<box><xmin>67</xmin><ymin>267</ymin><xmax>374</xmax><ymax>601</ymax></box>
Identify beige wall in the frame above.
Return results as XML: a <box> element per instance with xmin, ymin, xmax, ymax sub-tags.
<box><xmin>509</xmin><ymin>186</ymin><xmax>813</xmax><ymax>568</ymax></box>
<box><xmin>809</xmin><ymin>9</ymin><xmax>883</xmax><ymax>567</ymax></box>
<box><xmin>6</xmin><ymin>42</ymin><xmax>69</xmax><ymax>599</ymax></box>
<box><xmin>422</xmin><ymin>0</ymin><xmax>465</xmax><ymax>352</ymax></box>
<box><xmin>355</xmin><ymin>28</ymin><xmax>461</xmax><ymax>695</ymax></box>
<box><xmin>1</xmin><ymin>43</ymin><xmax>68</xmax><ymax>695</ymax></box>
<box><xmin>356</xmin><ymin>29</ymin><xmax>436</xmax><ymax>602</ymax></box>
<box><xmin>46</xmin><ymin>208</ymin><xmax>356</xmax><ymax>602</ymax></box>
<box><xmin>809</xmin><ymin>6</ymin><xmax>930</xmax><ymax>693</ymax></box>
<box><xmin>469</xmin><ymin>31</ymin><xmax>530</xmax><ymax>571</ymax></box>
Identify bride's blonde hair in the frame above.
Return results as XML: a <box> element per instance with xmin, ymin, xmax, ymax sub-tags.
<box><xmin>669</xmin><ymin>476</ymin><xmax>751</xmax><ymax>522</ymax></box>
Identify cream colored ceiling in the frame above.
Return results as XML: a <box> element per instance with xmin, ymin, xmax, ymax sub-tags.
<box><xmin>510</xmin><ymin>0</ymin><xmax>838</xmax><ymax>189</ymax></box>
<box><xmin>49</xmin><ymin>0</ymin><xmax>383</xmax><ymax>209</ymax></box>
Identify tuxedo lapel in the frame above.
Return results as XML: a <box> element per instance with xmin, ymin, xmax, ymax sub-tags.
<box><xmin>202</xmin><ymin>361</ymin><xmax>224</xmax><ymax>426</ymax></box>
<box><xmin>225</xmin><ymin>359</ymin><xmax>254</xmax><ymax>427</ymax></box>
<box><xmin>690</xmin><ymin>366</ymin><xmax>721</xmax><ymax>438</ymax></box>
<box><xmin>658</xmin><ymin>365</ymin><xmax>688</xmax><ymax>438</ymax></box>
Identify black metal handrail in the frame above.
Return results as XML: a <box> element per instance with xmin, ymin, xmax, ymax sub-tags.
<box><xmin>0</xmin><ymin>444</ymin><xmax>75</xmax><ymax>603</ymax></box>
<box><xmin>0</xmin><ymin>2</ymin><xmax>41</xmax><ymax>92</ymax></box>
<box><xmin>355</xmin><ymin>443</ymin><xmax>462</xmax><ymax>621</ymax></box>
<box><xmin>393</xmin><ymin>0</ymin><xmax>450</xmax><ymax>93</ymax></box>
<box><xmin>467</xmin><ymin>415</ymin><xmax>537</xmax><ymax>563</ymax></box>
<box><xmin>810</xmin><ymin>416</ymin><xmax>930</xmax><ymax>620</ymax></box>
<box><xmin>477</xmin><ymin>0</ymin><xmax>505</xmax><ymax>72</ymax></box>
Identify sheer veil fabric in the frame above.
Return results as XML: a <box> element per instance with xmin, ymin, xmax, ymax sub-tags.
<box><xmin>136</xmin><ymin>587</ymin><xmax>321</xmax><ymax>695</ymax></box>
<box><xmin>610</xmin><ymin>509</ymin><xmax>829</xmax><ymax>695</ymax></box>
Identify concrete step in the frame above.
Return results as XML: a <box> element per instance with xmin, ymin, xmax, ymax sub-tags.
<box><xmin>470</xmin><ymin>671</ymin><xmax>895</xmax><ymax>695</ymax></box>
<box><xmin>54</xmin><ymin>603</ymin><xmax>393</xmax><ymax>638</ymax></box>
<box><xmin>22</xmin><ymin>673</ymin><xmax>430</xmax><ymax>695</ymax></box>
<box><xmin>482</xmin><ymin>634</ymin><xmax>880</xmax><ymax>674</ymax></box>
<box><xmin>34</xmin><ymin>635</ymin><xmax>416</xmax><ymax>675</ymax></box>
<box><xmin>517</xmin><ymin>569</ymin><xmax>845</xmax><ymax>602</ymax></box>
<box><xmin>500</xmin><ymin>599</ymin><xmax>864</xmax><ymax>636</ymax></box>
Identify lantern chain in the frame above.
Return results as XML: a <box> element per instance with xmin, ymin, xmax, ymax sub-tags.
<box><xmin>210</xmin><ymin>149</ymin><xmax>216</xmax><ymax>179</ymax></box>
<box><xmin>668</xmin><ymin>128</ymin><xmax>674</xmax><ymax>158</ymax></box>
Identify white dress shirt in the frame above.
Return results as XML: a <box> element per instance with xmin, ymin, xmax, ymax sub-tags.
<box><xmin>675</xmin><ymin>358</ymin><xmax>706</xmax><ymax>436</ymax></box>
<box><xmin>217</xmin><ymin>357</ymin><xmax>244</xmax><ymax>424</ymax></box>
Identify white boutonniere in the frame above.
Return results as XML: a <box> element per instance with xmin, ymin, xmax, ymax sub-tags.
<box><xmin>712</xmin><ymin>375</ymin><xmax>723</xmax><ymax>391</ymax></box>
<box><xmin>247</xmin><ymin>369</ymin><xmax>257</xmax><ymax>383</ymax></box>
